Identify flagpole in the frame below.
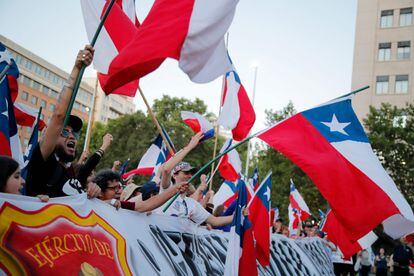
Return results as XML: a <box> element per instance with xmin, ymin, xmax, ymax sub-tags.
<box><xmin>138</xmin><ymin>86</ymin><xmax>175</xmax><ymax>155</ymax></box>
<box><xmin>209</xmin><ymin>32</ymin><xmax>230</xmax><ymax>191</ymax></box>
<box><xmin>63</xmin><ymin>0</ymin><xmax>117</xmax><ymax>128</ymax></box>
<box><xmin>163</xmin><ymin>131</ymin><xmax>257</xmax><ymax>212</ymax></box>
<box><xmin>83</xmin><ymin>74</ymin><xmax>99</xmax><ymax>152</ymax></box>
<box><xmin>244</xmin><ymin>65</ymin><xmax>258</xmax><ymax>177</ymax></box>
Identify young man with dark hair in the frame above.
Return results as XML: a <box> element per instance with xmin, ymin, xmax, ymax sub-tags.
<box><xmin>25</xmin><ymin>45</ymin><xmax>100</xmax><ymax>198</ymax></box>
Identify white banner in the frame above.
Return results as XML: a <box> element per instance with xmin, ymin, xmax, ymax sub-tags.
<box><xmin>0</xmin><ymin>193</ymin><xmax>334</xmax><ymax>275</ymax></box>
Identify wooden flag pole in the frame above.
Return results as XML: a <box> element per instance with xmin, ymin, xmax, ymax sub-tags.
<box><xmin>138</xmin><ymin>86</ymin><xmax>175</xmax><ymax>155</ymax></box>
<box><xmin>63</xmin><ymin>0</ymin><xmax>117</xmax><ymax>128</ymax></box>
<box><xmin>209</xmin><ymin>32</ymin><xmax>230</xmax><ymax>190</ymax></box>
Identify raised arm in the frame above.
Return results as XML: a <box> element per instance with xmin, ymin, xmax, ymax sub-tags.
<box><xmin>160</xmin><ymin>132</ymin><xmax>204</xmax><ymax>190</ymax></box>
<box><xmin>39</xmin><ymin>45</ymin><xmax>94</xmax><ymax>160</ymax></box>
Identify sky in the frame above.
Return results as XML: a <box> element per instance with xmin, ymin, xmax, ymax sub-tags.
<box><xmin>0</xmin><ymin>0</ymin><xmax>358</xmax><ymax>133</ymax></box>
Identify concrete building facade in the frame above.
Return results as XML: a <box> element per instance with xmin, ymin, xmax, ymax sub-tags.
<box><xmin>352</xmin><ymin>0</ymin><xmax>414</xmax><ymax>118</ymax></box>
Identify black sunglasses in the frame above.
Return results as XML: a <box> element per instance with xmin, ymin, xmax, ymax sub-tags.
<box><xmin>61</xmin><ymin>128</ymin><xmax>80</xmax><ymax>139</ymax></box>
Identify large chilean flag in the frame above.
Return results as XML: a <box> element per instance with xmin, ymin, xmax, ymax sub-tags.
<box><xmin>102</xmin><ymin>0</ymin><xmax>238</xmax><ymax>91</ymax></box>
<box><xmin>81</xmin><ymin>0</ymin><xmax>139</xmax><ymax>96</ymax></box>
<box><xmin>258</xmin><ymin>97</ymin><xmax>414</xmax><ymax>241</ymax></box>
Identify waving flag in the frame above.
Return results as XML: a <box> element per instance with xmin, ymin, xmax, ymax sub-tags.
<box><xmin>271</xmin><ymin>207</ymin><xmax>279</xmax><ymax>223</ymax></box>
<box><xmin>14</xmin><ymin>103</ymin><xmax>46</xmax><ymax>130</ymax></box>
<box><xmin>288</xmin><ymin>180</ymin><xmax>311</xmax><ymax>235</ymax></box>
<box><xmin>321</xmin><ymin>211</ymin><xmax>378</xmax><ymax>258</ymax></box>
<box><xmin>318</xmin><ymin>209</ymin><xmax>326</xmax><ymax>221</ymax></box>
<box><xmin>248</xmin><ymin>167</ymin><xmax>259</xmax><ymax>191</ymax></box>
<box><xmin>21</xmin><ymin>108</ymin><xmax>42</xmax><ymax>183</ymax></box>
<box><xmin>103</xmin><ymin>0</ymin><xmax>239</xmax><ymax>92</ymax></box>
<box><xmin>249</xmin><ymin>171</ymin><xmax>272</xmax><ymax>266</ymax></box>
<box><xmin>218</xmin><ymin>139</ymin><xmax>242</xmax><ymax>182</ymax></box>
<box><xmin>218</xmin><ymin>59</ymin><xmax>256</xmax><ymax>141</ymax></box>
<box><xmin>118</xmin><ymin>158</ymin><xmax>130</xmax><ymax>176</ymax></box>
<box><xmin>224</xmin><ymin>180</ymin><xmax>257</xmax><ymax>276</ymax></box>
<box><xmin>258</xmin><ymin>96</ymin><xmax>414</xmax><ymax>242</ymax></box>
<box><xmin>213</xmin><ymin>179</ymin><xmax>238</xmax><ymax>208</ymax></box>
<box><xmin>81</xmin><ymin>0</ymin><xmax>139</xmax><ymax>96</ymax></box>
<box><xmin>122</xmin><ymin>133</ymin><xmax>174</xmax><ymax>179</ymax></box>
<box><xmin>181</xmin><ymin>111</ymin><xmax>214</xmax><ymax>142</ymax></box>
<box><xmin>0</xmin><ymin>43</ymin><xmax>23</xmax><ymax>166</ymax></box>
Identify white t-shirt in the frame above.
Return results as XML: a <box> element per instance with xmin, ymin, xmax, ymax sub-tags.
<box><xmin>156</xmin><ymin>194</ymin><xmax>210</xmax><ymax>225</ymax></box>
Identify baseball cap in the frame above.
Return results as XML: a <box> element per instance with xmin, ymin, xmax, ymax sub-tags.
<box><xmin>120</xmin><ymin>184</ymin><xmax>142</xmax><ymax>201</ymax></box>
<box><xmin>67</xmin><ymin>115</ymin><xmax>83</xmax><ymax>133</ymax></box>
<box><xmin>172</xmin><ymin>162</ymin><xmax>197</xmax><ymax>174</ymax></box>
<box><xmin>140</xmin><ymin>181</ymin><xmax>160</xmax><ymax>201</ymax></box>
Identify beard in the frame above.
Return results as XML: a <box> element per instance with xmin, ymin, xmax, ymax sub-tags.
<box><xmin>55</xmin><ymin>144</ymin><xmax>76</xmax><ymax>163</ymax></box>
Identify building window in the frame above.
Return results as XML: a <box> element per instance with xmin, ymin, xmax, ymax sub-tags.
<box><xmin>50</xmin><ymin>90</ymin><xmax>59</xmax><ymax>99</ymax></box>
<box><xmin>23</xmin><ymin>76</ymin><xmax>31</xmax><ymax>87</ymax></box>
<box><xmin>21</xmin><ymin>91</ymin><xmax>29</xmax><ymax>101</ymax></box>
<box><xmin>380</xmin><ymin>10</ymin><xmax>394</xmax><ymax>28</ymax></box>
<box><xmin>400</xmin><ymin>8</ymin><xmax>412</xmax><ymax>26</ymax></box>
<box><xmin>42</xmin><ymin>85</ymin><xmax>49</xmax><ymax>95</ymax></box>
<box><xmin>31</xmin><ymin>80</ymin><xmax>41</xmax><ymax>90</ymax></box>
<box><xmin>40</xmin><ymin>100</ymin><xmax>47</xmax><ymax>108</ymax></box>
<box><xmin>378</xmin><ymin>43</ymin><xmax>391</xmax><ymax>61</ymax></box>
<box><xmin>31</xmin><ymin>96</ymin><xmax>38</xmax><ymax>105</ymax></box>
<box><xmin>25</xmin><ymin>60</ymin><xmax>33</xmax><ymax>70</ymax></box>
<box><xmin>397</xmin><ymin>41</ymin><xmax>410</xmax><ymax>60</ymax></box>
<box><xmin>395</xmin><ymin>75</ymin><xmax>409</xmax><ymax>94</ymax></box>
<box><xmin>49</xmin><ymin>104</ymin><xmax>56</xmax><ymax>112</ymax></box>
<box><xmin>376</xmin><ymin>76</ymin><xmax>389</xmax><ymax>94</ymax></box>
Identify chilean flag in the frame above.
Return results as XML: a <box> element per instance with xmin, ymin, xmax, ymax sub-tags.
<box><xmin>288</xmin><ymin>180</ymin><xmax>311</xmax><ymax>235</ymax></box>
<box><xmin>102</xmin><ymin>0</ymin><xmax>239</xmax><ymax>92</ymax></box>
<box><xmin>218</xmin><ymin>59</ymin><xmax>256</xmax><ymax>141</ymax></box>
<box><xmin>122</xmin><ymin>133</ymin><xmax>174</xmax><ymax>179</ymax></box>
<box><xmin>212</xmin><ymin>179</ymin><xmax>238</xmax><ymax>208</ymax></box>
<box><xmin>14</xmin><ymin>103</ymin><xmax>46</xmax><ymax>130</ymax></box>
<box><xmin>224</xmin><ymin>179</ymin><xmax>258</xmax><ymax>276</ymax></box>
<box><xmin>181</xmin><ymin>111</ymin><xmax>214</xmax><ymax>142</ymax></box>
<box><xmin>321</xmin><ymin>210</ymin><xmax>378</xmax><ymax>258</ymax></box>
<box><xmin>248</xmin><ymin>171</ymin><xmax>272</xmax><ymax>266</ymax></box>
<box><xmin>248</xmin><ymin>167</ymin><xmax>259</xmax><ymax>191</ymax></box>
<box><xmin>218</xmin><ymin>139</ymin><xmax>242</xmax><ymax>182</ymax></box>
<box><xmin>81</xmin><ymin>0</ymin><xmax>139</xmax><ymax>96</ymax></box>
<box><xmin>0</xmin><ymin>43</ymin><xmax>24</xmax><ymax>167</ymax></box>
<box><xmin>258</xmin><ymin>97</ymin><xmax>414</xmax><ymax>242</ymax></box>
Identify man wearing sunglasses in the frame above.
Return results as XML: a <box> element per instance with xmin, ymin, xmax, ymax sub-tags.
<box><xmin>25</xmin><ymin>45</ymin><xmax>100</xmax><ymax>199</ymax></box>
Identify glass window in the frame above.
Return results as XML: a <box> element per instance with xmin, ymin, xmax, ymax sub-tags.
<box><xmin>400</xmin><ymin>8</ymin><xmax>412</xmax><ymax>26</ymax></box>
<box><xmin>42</xmin><ymin>85</ymin><xmax>49</xmax><ymax>95</ymax></box>
<box><xmin>380</xmin><ymin>10</ymin><xmax>394</xmax><ymax>28</ymax></box>
<box><xmin>23</xmin><ymin>75</ymin><xmax>31</xmax><ymax>87</ymax></box>
<box><xmin>397</xmin><ymin>41</ymin><xmax>410</xmax><ymax>60</ymax></box>
<box><xmin>395</xmin><ymin>75</ymin><xmax>409</xmax><ymax>94</ymax></box>
<box><xmin>74</xmin><ymin>102</ymin><xmax>80</xmax><ymax>110</ymax></box>
<box><xmin>40</xmin><ymin>100</ymin><xmax>47</xmax><ymax>108</ymax></box>
<box><xmin>378</xmin><ymin>43</ymin><xmax>391</xmax><ymax>61</ymax></box>
<box><xmin>49</xmin><ymin>104</ymin><xmax>56</xmax><ymax>112</ymax></box>
<box><xmin>50</xmin><ymin>90</ymin><xmax>59</xmax><ymax>99</ymax></box>
<box><xmin>21</xmin><ymin>91</ymin><xmax>29</xmax><ymax>101</ymax></box>
<box><xmin>25</xmin><ymin>60</ymin><xmax>33</xmax><ymax>70</ymax></box>
<box><xmin>31</xmin><ymin>80</ymin><xmax>41</xmax><ymax>90</ymax></box>
<box><xmin>31</xmin><ymin>96</ymin><xmax>38</xmax><ymax>105</ymax></box>
<box><xmin>376</xmin><ymin>75</ymin><xmax>389</xmax><ymax>94</ymax></box>
<box><xmin>15</xmin><ymin>54</ymin><xmax>22</xmax><ymax>65</ymax></box>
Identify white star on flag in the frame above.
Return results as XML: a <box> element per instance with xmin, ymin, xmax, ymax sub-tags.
<box><xmin>0</xmin><ymin>49</ymin><xmax>12</xmax><ymax>65</ymax></box>
<box><xmin>264</xmin><ymin>186</ymin><xmax>271</xmax><ymax>202</ymax></box>
<box><xmin>321</xmin><ymin>114</ymin><xmax>351</xmax><ymax>136</ymax></box>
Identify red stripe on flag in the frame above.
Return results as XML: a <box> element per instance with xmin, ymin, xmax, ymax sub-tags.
<box><xmin>183</xmin><ymin>118</ymin><xmax>201</xmax><ymax>133</ymax></box>
<box><xmin>258</xmin><ymin>114</ymin><xmax>400</xmax><ymax>240</ymax></box>
<box><xmin>232</xmin><ymin>85</ymin><xmax>255</xmax><ymax>141</ymax></box>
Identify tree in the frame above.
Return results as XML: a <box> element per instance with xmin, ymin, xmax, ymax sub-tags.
<box><xmin>253</xmin><ymin>101</ymin><xmax>326</xmax><ymax>222</ymax></box>
<box><xmin>364</xmin><ymin>103</ymin><xmax>414</xmax><ymax>206</ymax></box>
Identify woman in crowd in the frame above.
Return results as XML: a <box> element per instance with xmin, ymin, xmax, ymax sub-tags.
<box><xmin>375</xmin><ymin>247</ymin><xmax>388</xmax><ymax>276</ymax></box>
<box><xmin>0</xmin><ymin>156</ymin><xmax>48</xmax><ymax>201</ymax></box>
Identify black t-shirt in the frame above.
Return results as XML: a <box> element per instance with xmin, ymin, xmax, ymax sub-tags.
<box><xmin>25</xmin><ymin>144</ymin><xmax>84</xmax><ymax>197</ymax></box>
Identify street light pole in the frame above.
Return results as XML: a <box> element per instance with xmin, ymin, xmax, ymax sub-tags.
<box><xmin>244</xmin><ymin>65</ymin><xmax>258</xmax><ymax>178</ymax></box>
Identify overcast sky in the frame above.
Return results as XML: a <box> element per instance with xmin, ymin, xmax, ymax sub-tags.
<box><xmin>0</xmin><ymin>0</ymin><xmax>358</xmax><ymax>132</ymax></box>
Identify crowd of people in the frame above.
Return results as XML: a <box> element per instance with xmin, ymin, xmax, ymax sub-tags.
<box><xmin>1</xmin><ymin>46</ymin><xmax>413</xmax><ymax>275</ymax></box>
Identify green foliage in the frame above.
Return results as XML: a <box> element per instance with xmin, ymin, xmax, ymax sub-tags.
<box><xmin>76</xmin><ymin>95</ymin><xmax>225</xmax><ymax>187</ymax></box>
<box><xmin>363</xmin><ymin>103</ymin><xmax>414</xmax><ymax>206</ymax></box>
